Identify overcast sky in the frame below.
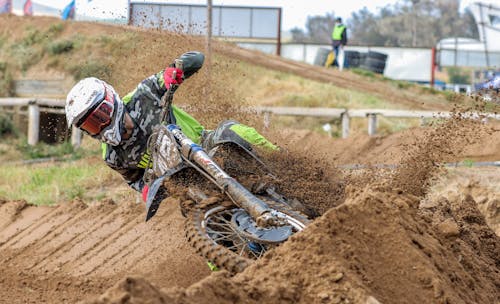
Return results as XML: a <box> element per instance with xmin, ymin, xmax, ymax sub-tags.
<box><xmin>38</xmin><ymin>0</ymin><xmax>490</xmax><ymax>30</ymax></box>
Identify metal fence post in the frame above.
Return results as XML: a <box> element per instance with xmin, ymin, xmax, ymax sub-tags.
<box><xmin>263</xmin><ymin>111</ymin><xmax>271</xmax><ymax>129</ymax></box>
<box><xmin>341</xmin><ymin>111</ymin><xmax>350</xmax><ymax>138</ymax></box>
<box><xmin>367</xmin><ymin>113</ymin><xmax>377</xmax><ymax>136</ymax></box>
<box><xmin>420</xmin><ymin>117</ymin><xmax>426</xmax><ymax>126</ymax></box>
<box><xmin>71</xmin><ymin>126</ymin><xmax>82</xmax><ymax>148</ymax></box>
<box><xmin>28</xmin><ymin>102</ymin><xmax>40</xmax><ymax>145</ymax></box>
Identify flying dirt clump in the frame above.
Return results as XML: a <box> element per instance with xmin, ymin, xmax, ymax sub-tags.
<box><xmin>389</xmin><ymin>111</ymin><xmax>490</xmax><ymax>197</ymax></box>
<box><xmin>261</xmin><ymin>147</ymin><xmax>346</xmax><ymax>215</ymax></box>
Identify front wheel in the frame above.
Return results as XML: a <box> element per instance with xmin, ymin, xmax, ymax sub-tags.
<box><xmin>185</xmin><ymin>198</ymin><xmax>310</xmax><ymax>273</ymax></box>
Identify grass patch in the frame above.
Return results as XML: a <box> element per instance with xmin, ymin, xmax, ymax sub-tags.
<box><xmin>6</xmin><ymin>24</ymin><xmax>67</xmax><ymax>73</ymax></box>
<box><xmin>0</xmin><ymin>113</ymin><xmax>16</xmax><ymax>136</ymax></box>
<box><xmin>0</xmin><ymin>61</ymin><xmax>14</xmax><ymax>96</ymax></box>
<box><xmin>10</xmin><ymin>43</ymin><xmax>44</xmax><ymax>72</ymax></box>
<box><xmin>70</xmin><ymin>60</ymin><xmax>112</xmax><ymax>81</ymax></box>
<box><xmin>47</xmin><ymin>40</ymin><xmax>74</xmax><ymax>55</ymax></box>
<box><xmin>0</xmin><ymin>136</ymin><xmax>131</xmax><ymax>205</ymax></box>
<box><xmin>96</xmin><ymin>32</ymin><xmax>138</xmax><ymax>57</ymax></box>
<box><xmin>395</xmin><ymin>80</ymin><xmax>412</xmax><ymax>89</ymax></box>
<box><xmin>351</xmin><ymin>68</ymin><xmax>376</xmax><ymax>78</ymax></box>
<box><xmin>22</xmin><ymin>27</ymin><xmax>46</xmax><ymax>46</ymax></box>
<box><xmin>461</xmin><ymin>159</ymin><xmax>475</xmax><ymax>168</ymax></box>
<box><xmin>17</xmin><ymin>141</ymin><xmax>79</xmax><ymax>159</ymax></box>
<box><xmin>0</xmin><ymin>34</ymin><xmax>6</xmax><ymax>49</ymax></box>
<box><xmin>229</xmin><ymin>61</ymin><xmax>393</xmax><ymax>109</ymax></box>
<box><xmin>47</xmin><ymin>22</ymin><xmax>65</xmax><ymax>36</ymax></box>
<box><xmin>420</xmin><ymin>86</ymin><xmax>440</xmax><ymax>95</ymax></box>
<box><xmin>0</xmin><ymin>159</ymin><xmax>123</xmax><ymax>205</ymax></box>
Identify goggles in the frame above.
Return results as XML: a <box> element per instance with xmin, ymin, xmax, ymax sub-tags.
<box><xmin>78</xmin><ymin>84</ymin><xmax>115</xmax><ymax>135</ymax></box>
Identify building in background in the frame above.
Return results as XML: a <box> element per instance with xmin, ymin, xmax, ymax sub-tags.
<box><xmin>11</xmin><ymin>0</ymin><xmax>60</xmax><ymax>16</ymax></box>
<box><xmin>437</xmin><ymin>2</ymin><xmax>500</xmax><ymax>68</ymax></box>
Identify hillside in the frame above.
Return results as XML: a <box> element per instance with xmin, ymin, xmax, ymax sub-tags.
<box><xmin>0</xmin><ymin>15</ymin><xmax>477</xmax><ymax>114</ymax></box>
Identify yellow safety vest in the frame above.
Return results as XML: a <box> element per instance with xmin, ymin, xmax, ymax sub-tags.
<box><xmin>332</xmin><ymin>24</ymin><xmax>346</xmax><ymax>40</ymax></box>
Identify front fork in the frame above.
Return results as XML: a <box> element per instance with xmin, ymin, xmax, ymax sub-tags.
<box><xmin>167</xmin><ymin>124</ymin><xmax>276</xmax><ymax>226</ymax></box>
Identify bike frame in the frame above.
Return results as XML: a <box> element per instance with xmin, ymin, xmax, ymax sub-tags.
<box><xmin>166</xmin><ymin>124</ymin><xmax>276</xmax><ymax>226</ymax></box>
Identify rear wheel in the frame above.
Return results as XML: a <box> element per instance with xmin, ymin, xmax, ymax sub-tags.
<box><xmin>185</xmin><ymin>198</ymin><xmax>310</xmax><ymax>273</ymax></box>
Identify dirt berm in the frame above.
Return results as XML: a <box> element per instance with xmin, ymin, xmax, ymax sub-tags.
<box><xmin>89</xmin><ymin>186</ymin><xmax>499</xmax><ymax>304</ymax></box>
<box><xmin>85</xmin><ymin>113</ymin><xmax>499</xmax><ymax>304</ymax></box>
<box><xmin>1</xmin><ymin>115</ymin><xmax>498</xmax><ymax>304</ymax></box>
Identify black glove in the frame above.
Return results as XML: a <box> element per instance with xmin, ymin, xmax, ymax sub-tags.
<box><xmin>170</xmin><ymin>51</ymin><xmax>205</xmax><ymax>79</ymax></box>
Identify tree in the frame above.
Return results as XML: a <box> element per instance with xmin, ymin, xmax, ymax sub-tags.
<box><xmin>305</xmin><ymin>12</ymin><xmax>337</xmax><ymax>44</ymax></box>
<box><xmin>290</xmin><ymin>0</ymin><xmax>479</xmax><ymax>47</ymax></box>
<box><xmin>348</xmin><ymin>7</ymin><xmax>388</xmax><ymax>46</ymax></box>
<box><xmin>290</xmin><ymin>27</ymin><xmax>308</xmax><ymax>43</ymax></box>
<box><xmin>289</xmin><ymin>12</ymin><xmax>337</xmax><ymax>44</ymax></box>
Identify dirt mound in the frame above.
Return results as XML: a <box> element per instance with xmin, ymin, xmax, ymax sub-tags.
<box><xmin>85</xmin><ymin>105</ymin><xmax>499</xmax><ymax>303</ymax></box>
<box><xmin>426</xmin><ymin>167</ymin><xmax>500</xmax><ymax>235</ymax></box>
<box><xmin>87</xmin><ymin>186</ymin><xmax>499</xmax><ymax>304</ymax></box>
<box><xmin>0</xmin><ymin>198</ymin><xmax>209</xmax><ymax>303</ymax></box>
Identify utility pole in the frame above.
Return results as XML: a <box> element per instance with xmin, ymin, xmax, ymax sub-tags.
<box><xmin>411</xmin><ymin>0</ymin><xmax>420</xmax><ymax>47</ymax></box>
<box><xmin>478</xmin><ymin>3</ymin><xmax>490</xmax><ymax>68</ymax></box>
<box><xmin>206</xmin><ymin>0</ymin><xmax>212</xmax><ymax>98</ymax></box>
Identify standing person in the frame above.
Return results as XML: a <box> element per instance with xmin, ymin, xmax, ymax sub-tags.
<box><xmin>331</xmin><ymin>17</ymin><xmax>347</xmax><ymax>68</ymax></box>
<box><xmin>65</xmin><ymin>51</ymin><xmax>277</xmax><ymax>216</ymax></box>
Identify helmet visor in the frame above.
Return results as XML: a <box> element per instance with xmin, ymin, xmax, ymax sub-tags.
<box><xmin>78</xmin><ymin>85</ymin><xmax>115</xmax><ymax>135</ymax></box>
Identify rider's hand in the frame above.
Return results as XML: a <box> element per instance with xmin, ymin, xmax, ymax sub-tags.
<box><xmin>142</xmin><ymin>184</ymin><xmax>149</xmax><ymax>203</ymax></box>
<box><xmin>164</xmin><ymin>67</ymin><xmax>184</xmax><ymax>87</ymax></box>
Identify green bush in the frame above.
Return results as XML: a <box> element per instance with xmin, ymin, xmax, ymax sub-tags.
<box><xmin>0</xmin><ymin>114</ymin><xmax>15</xmax><ymax>136</ymax></box>
<box><xmin>48</xmin><ymin>23</ymin><xmax>65</xmax><ymax>35</ymax></box>
<box><xmin>47</xmin><ymin>40</ymin><xmax>74</xmax><ymax>55</ymax></box>
<box><xmin>70</xmin><ymin>60</ymin><xmax>111</xmax><ymax>81</ymax></box>
<box><xmin>17</xmin><ymin>141</ymin><xmax>78</xmax><ymax>159</ymax></box>
<box><xmin>0</xmin><ymin>62</ymin><xmax>14</xmax><ymax>97</ymax></box>
<box><xmin>11</xmin><ymin>43</ymin><xmax>44</xmax><ymax>72</ymax></box>
<box><xmin>22</xmin><ymin>27</ymin><xmax>45</xmax><ymax>46</ymax></box>
<box><xmin>447</xmin><ymin>67</ymin><xmax>470</xmax><ymax>84</ymax></box>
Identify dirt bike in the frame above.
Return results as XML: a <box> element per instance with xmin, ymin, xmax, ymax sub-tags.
<box><xmin>142</xmin><ymin>53</ymin><xmax>311</xmax><ymax>273</ymax></box>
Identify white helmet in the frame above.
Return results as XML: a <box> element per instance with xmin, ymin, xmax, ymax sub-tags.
<box><xmin>65</xmin><ymin>77</ymin><xmax>108</xmax><ymax>127</ymax></box>
<box><xmin>66</xmin><ymin>78</ymin><xmax>126</xmax><ymax>146</ymax></box>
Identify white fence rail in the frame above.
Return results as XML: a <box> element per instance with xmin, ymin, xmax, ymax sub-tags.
<box><xmin>2</xmin><ymin>97</ymin><xmax>499</xmax><ymax>146</ymax></box>
<box><xmin>0</xmin><ymin>98</ymin><xmax>82</xmax><ymax>147</ymax></box>
<box><xmin>255</xmin><ymin>106</ymin><xmax>500</xmax><ymax>138</ymax></box>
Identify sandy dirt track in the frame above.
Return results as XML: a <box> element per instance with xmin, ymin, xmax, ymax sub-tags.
<box><xmin>0</xmin><ymin>198</ymin><xmax>209</xmax><ymax>303</ymax></box>
<box><xmin>1</xmin><ymin>170</ymin><xmax>498</xmax><ymax>304</ymax></box>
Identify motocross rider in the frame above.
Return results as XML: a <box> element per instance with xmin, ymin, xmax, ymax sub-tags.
<box><xmin>481</xmin><ymin>74</ymin><xmax>500</xmax><ymax>91</ymax></box>
<box><xmin>65</xmin><ymin>51</ymin><xmax>277</xmax><ymax>206</ymax></box>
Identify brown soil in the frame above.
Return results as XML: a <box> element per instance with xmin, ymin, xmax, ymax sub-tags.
<box><xmin>85</xmin><ymin>183</ymin><xmax>499</xmax><ymax>304</ymax></box>
<box><xmin>0</xmin><ymin>198</ymin><xmax>209</xmax><ymax>303</ymax></box>
<box><xmin>0</xmin><ymin>15</ymin><xmax>499</xmax><ymax>304</ymax></box>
